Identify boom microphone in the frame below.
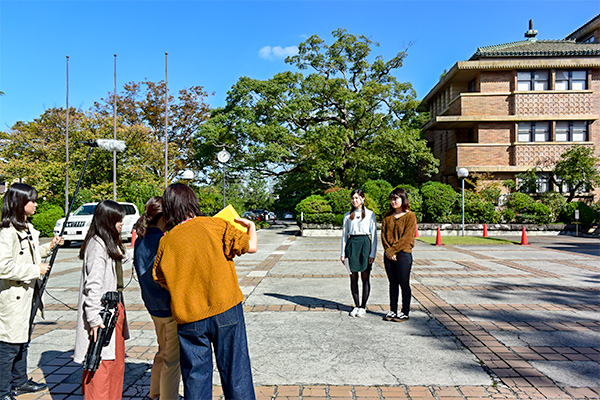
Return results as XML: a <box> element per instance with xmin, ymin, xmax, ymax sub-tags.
<box><xmin>76</xmin><ymin>139</ymin><xmax>126</xmax><ymax>152</ymax></box>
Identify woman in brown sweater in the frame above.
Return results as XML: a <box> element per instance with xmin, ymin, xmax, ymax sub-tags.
<box><xmin>381</xmin><ymin>188</ymin><xmax>417</xmax><ymax>322</ymax></box>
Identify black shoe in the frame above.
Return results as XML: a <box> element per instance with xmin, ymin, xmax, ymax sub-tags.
<box><xmin>12</xmin><ymin>379</ymin><xmax>47</xmax><ymax>395</ymax></box>
<box><xmin>391</xmin><ymin>312</ymin><xmax>409</xmax><ymax>322</ymax></box>
<box><xmin>1</xmin><ymin>394</ymin><xmax>17</xmax><ymax>400</ymax></box>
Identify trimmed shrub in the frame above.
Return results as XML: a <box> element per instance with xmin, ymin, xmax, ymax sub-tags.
<box><xmin>463</xmin><ymin>192</ymin><xmax>496</xmax><ymax>223</ymax></box>
<box><xmin>420</xmin><ymin>181</ymin><xmax>459</xmax><ymax>223</ymax></box>
<box><xmin>363</xmin><ymin>193</ymin><xmax>380</xmax><ymax>219</ymax></box>
<box><xmin>31</xmin><ymin>204</ymin><xmax>65</xmax><ymax>237</ymax></box>
<box><xmin>516</xmin><ymin>202</ymin><xmax>553</xmax><ymax>224</ymax></box>
<box><xmin>295</xmin><ymin>195</ymin><xmax>332</xmax><ymax>214</ymax></box>
<box><xmin>559</xmin><ymin>201</ymin><xmax>597</xmax><ymax>227</ymax></box>
<box><xmin>506</xmin><ymin>192</ymin><xmax>535</xmax><ymax>213</ymax></box>
<box><xmin>333</xmin><ymin>213</ymin><xmax>345</xmax><ymax>226</ymax></box>
<box><xmin>501</xmin><ymin>209</ymin><xmax>516</xmax><ymax>223</ymax></box>
<box><xmin>361</xmin><ymin>180</ymin><xmax>393</xmax><ymax>219</ymax></box>
<box><xmin>302</xmin><ymin>212</ymin><xmax>336</xmax><ymax>224</ymax></box>
<box><xmin>325</xmin><ymin>188</ymin><xmax>352</xmax><ymax>215</ymax></box>
<box><xmin>479</xmin><ymin>188</ymin><xmax>502</xmax><ymax>205</ymax></box>
<box><xmin>538</xmin><ymin>192</ymin><xmax>567</xmax><ymax>220</ymax></box>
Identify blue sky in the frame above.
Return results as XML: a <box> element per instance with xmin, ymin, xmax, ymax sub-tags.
<box><xmin>1</xmin><ymin>0</ymin><xmax>598</xmax><ymax>130</ymax></box>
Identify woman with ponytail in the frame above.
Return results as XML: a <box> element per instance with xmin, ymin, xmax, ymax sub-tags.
<box><xmin>340</xmin><ymin>189</ymin><xmax>377</xmax><ymax>318</ymax></box>
<box><xmin>133</xmin><ymin>197</ymin><xmax>180</xmax><ymax>400</ymax></box>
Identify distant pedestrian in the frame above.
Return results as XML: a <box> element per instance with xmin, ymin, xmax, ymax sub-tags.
<box><xmin>0</xmin><ymin>183</ymin><xmax>63</xmax><ymax>400</ymax></box>
<box><xmin>381</xmin><ymin>188</ymin><xmax>417</xmax><ymax>322</ymax></box>
<box><xmin>340</xmin><ymin>189</ymin><xmax>377</xmax><ymax>318</ymax></box>
<box><xmin>133</xmin><ymin>196</ymin><xmax>181</xmax><ymax>400</ymax></box>
<box><xmin>74</xmin><ymin>200</ymin><xmax>132</xmax><ymax>400</ymax></box>
<box><xmin>153</xmin><ymin>183</ymin><xmax>258</xmax><ymax>399</ymax></box>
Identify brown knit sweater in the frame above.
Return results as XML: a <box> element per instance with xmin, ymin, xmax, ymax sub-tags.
<box><xmin>381</xmin><ymin>211</ymin><xmax>417</xmax><ymax>258</ymax></box>
<box><xmin>153</xmin><ymin>216</ymin><xmax>249</xmax><ymax>324</ymax></box>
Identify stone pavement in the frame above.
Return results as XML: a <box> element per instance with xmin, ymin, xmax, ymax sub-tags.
<box><xmin>19</xmin><ymin>223</ymin><xmax>600</xmax><ymax>399</ymax></box>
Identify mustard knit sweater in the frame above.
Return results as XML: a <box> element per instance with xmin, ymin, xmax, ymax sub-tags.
<box><xmin>153</xmin><ymin>216</ymin><xmax>249</xmax><ymax>324</ymax></box>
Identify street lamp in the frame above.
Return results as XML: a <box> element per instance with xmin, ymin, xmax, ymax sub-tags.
<box><xmin>182</xmin><ymin>169</ymin><xmax>193</xmax><ymax>185</ymax></box>
<box><xmin>457</xmin><ymin>167</ymin><xmax>469</xmax><ymax>237</ymax></box>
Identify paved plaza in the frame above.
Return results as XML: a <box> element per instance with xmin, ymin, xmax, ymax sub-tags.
<box><xmin>18</xmin><ymin>222</ymin><xmax>600</xmax><ymax>399</ymax></box>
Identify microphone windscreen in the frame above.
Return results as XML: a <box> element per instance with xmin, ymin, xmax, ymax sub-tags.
<box><xmin>96</xmin><ymin>139</ymin><xmax>126</xmax><ymax>153</ymax></box>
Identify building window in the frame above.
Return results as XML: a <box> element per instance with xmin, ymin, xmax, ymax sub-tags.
<box><xmin>518</xmin><ymin>122</ymin><xmax>549</xmax><ymax>142</ymax></box>
<box><xmin>536</xmin><ymin>174</ymin><xmax>550</xmax><ymax>193</ymax></box>
<box><xmin>468</xmin><ymin>78</ymin><xmax>477</xmax><ymax>93</ymax></box>
<box><xmin>555</xmin><ymin>70</ymin><xmax>587</xmax><ymax>90</ymax></box>
<box><xmin>517</xmin><ymin>70</ymin><xmax>549</xmax><ymax>91</ymax></box>
<box><xmin>556</xmin><ymin>121</ymin><xmax>588</xmax><ymax>142</ymax></box>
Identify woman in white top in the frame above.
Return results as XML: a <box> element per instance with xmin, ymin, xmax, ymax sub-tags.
<box><xmin>340</xmin><ymin>189</ymin><xmax>377</xmax><ymax>318</ymax></box>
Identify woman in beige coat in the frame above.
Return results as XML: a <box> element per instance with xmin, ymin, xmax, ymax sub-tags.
<box><xmin>73</xmin><ymin>200</ymin><xmax>132</xmax><ymax>400</ymax></box>
<box><xmin>0</xmin><ymin>183</ymin><xmax>62</xmax><ymax>400</ymax></box>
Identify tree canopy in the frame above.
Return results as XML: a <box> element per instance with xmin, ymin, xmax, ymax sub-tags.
<box><xmin>196</xmin><ymin>29</ymin><xmax>438</xmax><ymax>196</ymax></box>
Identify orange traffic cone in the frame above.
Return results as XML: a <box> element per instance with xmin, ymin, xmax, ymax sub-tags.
<box><xmin>130</xmin><ymin>229</ymin><xmax>137</xmax><ymax>247</ymax></box>
<box><xmin>483</xmin><ymin>223</ymin><xmax>488</xmax><ymax>237</ymax></box>
<box><xmin>520</xmin><ymin>226</ymin><xmax>529</xmax><ymax>246</ymax></box>
<box><xmin>435</xmin><ymin>227</ymin><xmax>443</xmax><ymax>246</ymax></box>
<box><xmin>415</xmin><ymin>225</ymin><xmax>419</xmax><ymax>238</ymax></box>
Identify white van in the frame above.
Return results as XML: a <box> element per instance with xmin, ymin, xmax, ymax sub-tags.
<box><xmin>53</xmin><ymin>202</ymin><xmax>140</xmax><ymax>247</ymax></box>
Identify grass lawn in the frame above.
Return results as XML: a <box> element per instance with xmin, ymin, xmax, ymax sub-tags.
<box><xmin>417</xmin><ymin>236</ymin><xmax>517</xmax><ymax>245</ymax></box>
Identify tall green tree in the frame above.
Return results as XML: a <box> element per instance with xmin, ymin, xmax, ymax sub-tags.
<box><xmin>551</xmin><ymin>145</ymin><xmax>600</xmax><ymax>202</ymax></box>
<box><xmin>196</xmin><ymin>29</ymin><xmax>438</xmax><ymax>194</ymax></box>
<box><xmin>93</xmin><ymin>80</ymin><xmax>212</xmax><ymax>177</ymax></box>
<box><xmin>0</xmin><ymin>107</ymin><xmax>167</xmax><ymax>207</ymax></box>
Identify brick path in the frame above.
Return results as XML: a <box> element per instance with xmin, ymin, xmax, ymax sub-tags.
<box><xmin>18</xmin><ymin>229</ymin><xmax>600</xmax><ymax>399</ymax></box>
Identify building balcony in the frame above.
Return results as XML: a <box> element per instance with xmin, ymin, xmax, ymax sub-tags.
<box><xmin>447</xmin><ymin>142</ymin><xmax>594</xmax><ymax>174</ymax></box>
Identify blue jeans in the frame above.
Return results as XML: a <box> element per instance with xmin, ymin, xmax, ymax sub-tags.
<box><xmin>0</xmin><ymin>341</ymin><xmax>28</xmax><ymax>396</ymax></box>
<box><xmin>177</xmin><ymin>302</ymin><xmax>255</xmax><ymax>400</ymax></box>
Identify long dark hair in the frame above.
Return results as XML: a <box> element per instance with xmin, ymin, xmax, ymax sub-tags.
<box><xmin>386</xmin><ymin>188</ymin><xmax>410</xmax><ymax>216</ymax></box>
<box><xmin>79</xmin><ymin>200</ymin><xmax>126</xmax><ymax>261</ymax></box>
<box><xmin>133</xmin><ymin>196</ymin><xmax>163</xmax><ymax>238</ymax></box>
<box><xmin>349</xmin><ymin>189</ymin><xmax>366</xmax><ymax>220</ymax></box>
<box><xmin>163</xmin><ymin>183</ymin><xmax>202</xmax><ymax>230</ymax></box>
<box><xmin>1</xmin><ymin>183</ymin><xmax>38</xmax><ymax>231</ymax></box>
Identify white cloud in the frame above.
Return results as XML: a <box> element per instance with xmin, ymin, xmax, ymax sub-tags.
<box><xmin>258</xmin><ymin>45</ymin><xmax>298</xmax><ymax>61</ymax></box>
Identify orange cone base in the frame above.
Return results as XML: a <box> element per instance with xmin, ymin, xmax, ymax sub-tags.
<box><xmin>415</xmin><ymin>225</ymin><xmax>420</xmax><ymax>238</ymax></box>
<box><xmin>483</xmin><ymin>223</ymin><xmax>488</xmax><ymax>237</ymax></box>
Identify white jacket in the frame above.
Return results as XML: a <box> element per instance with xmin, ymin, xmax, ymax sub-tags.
<box><xmin>74</xmin><ymin>236</ymin><xmax>131</xmax><ymax>364</ymax></box>
<box><xmin>0</xmin><ymin>223</ymin><xmax>52</xmax><ymax>343</ymax></box>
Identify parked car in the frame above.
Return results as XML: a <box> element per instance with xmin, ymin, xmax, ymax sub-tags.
<box><xmin>267</xmin><ymin>212</ymin><xmax>276</xmax><ymax>221</ymax></box>
<box><xmin>54</xmin><ymin>202</ymin><xmax>140</xmax><ymax>247</ymax></box>
<box><xmin>242</xmin><ymin>211</ymin><xmax>257</xmax><ymax>220</ymax></box>
<box><xmin>251</xmin><ymin>209</ymin><xmax>267</xmax><ymax>221</ymax></box>
<box><xmin>284</xmin><ymin>212</ymin><xmax>294</xmax><ymax>219</ymax></box>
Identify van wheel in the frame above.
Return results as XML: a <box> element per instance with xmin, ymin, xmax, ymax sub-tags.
<box><xmin>63</xmin><ymin>240</ymin><xmax>71</xmax><ymax>248</ymax></box>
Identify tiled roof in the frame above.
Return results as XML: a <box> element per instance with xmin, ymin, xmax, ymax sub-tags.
<box><xmin>469</xmin><ymin>39</ymin><xmax>600</xmax><ymax>60</ymax></box>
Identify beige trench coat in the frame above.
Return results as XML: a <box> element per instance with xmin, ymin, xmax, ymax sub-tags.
<box><xmin>0</xmin><ymin>223</ymin><xmax>52</xmax><ymax>343</ymax></box>
<box><xmin>73</xmin><ymin>236</ymin><xmax>131</xmax><ymax>364</ymax></box>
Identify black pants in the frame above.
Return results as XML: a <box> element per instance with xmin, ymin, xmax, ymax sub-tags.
<box><xmin>0</xmin><ymin>341</ymin><xmax>28</xmax><ymax>396</ymax></box>
<box><xmin>384</xmin><ymin>252</ymin><xmax>413</xmax><ymax>316</ymax></box>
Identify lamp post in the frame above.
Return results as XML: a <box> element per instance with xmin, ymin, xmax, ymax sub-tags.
<box><xmin>457</xmin><ymin>167</ymin><xmax>469</xmax><ymax>237</ymax></box>
<box><xmin>217</xmin><ymin>149</ymin><xmax>231</xmax><ymax>208</ymax></box>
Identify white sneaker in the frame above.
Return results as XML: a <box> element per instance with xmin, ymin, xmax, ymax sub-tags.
<box><xmin>349</xmin><ymin>307</ymin><xmax>359</xmax><ymax>317</ymax></box>
<box><xmin>356</xmin><ymin>308</ymin><xmax>366</xmax><ymax>318</ymax></box>
<box><xmin>383</xmin><ymin>311</ymin><xmax>396</xmax><ymax>321</ymax></box>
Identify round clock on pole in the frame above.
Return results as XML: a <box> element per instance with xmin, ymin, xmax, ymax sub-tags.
<box><xmin>217</xmin><ymin>149</ymin><xmax>231</xmax><ymax>164</ymax></box>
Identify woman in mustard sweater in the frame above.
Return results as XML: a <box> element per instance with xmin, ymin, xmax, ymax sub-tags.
<box><xmin>153</xmin><ymin>183</ymin><xmax>257</xmax><ymax>400</ymax></box>
<box><xmin>381</xmin><ymin>188</ymin><xmax>417</xmax><ymax>322</ymax></box>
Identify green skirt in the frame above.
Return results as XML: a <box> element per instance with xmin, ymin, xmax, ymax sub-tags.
<box><xmin>345</xmin><ymin>235</ymin><xmax>371</xmax><ymax>272</ymax></box>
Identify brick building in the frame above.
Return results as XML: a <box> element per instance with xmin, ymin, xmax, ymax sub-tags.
<box><xmin>421</xmin><ymin>16</ymin><xmax>600</xmax><ymax>201</ymax></box>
